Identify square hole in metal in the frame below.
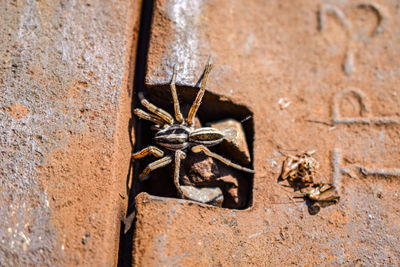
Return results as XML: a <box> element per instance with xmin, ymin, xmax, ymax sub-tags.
<box><xmin>133</xmin><ymin>84</ymin><xmax>254</xmax><ymax>209</ymax></box>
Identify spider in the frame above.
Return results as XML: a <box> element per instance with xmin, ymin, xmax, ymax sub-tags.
<box><xmin>132</xmin><ymin>58</ymin><xmax>255</xmax><ymax>200</ymax></box>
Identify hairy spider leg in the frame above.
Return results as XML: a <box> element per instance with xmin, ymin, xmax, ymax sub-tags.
<box><xmin>170</xmin><ymin>65</ymin><xmax>184</xmax><ymax>124</ymax></box>
<box><xmin>191</xmin><ymin>145</ymin><xmax>255</xmax><ymax>174</ymax></box>
<box><xmin>187</xmin><ymin>58</ymin><xmax>213</xmax><ymax>127</ymax></box>
<box><xmin>140</xmin><ymin>99</ymin><xmax>174</xmax><ymax>125</ymax></box>
<box><xmin>138</xmin><ymin>155</ymin><xmax>173</xmax><ymax>180</ymax></box>
<box><xmin>134</xmin><ymin>108</ymin><xmax>165</xmax><ymax>126</ymax></box>
<box><xmin>132</xmin><ymin>146</ymin><xmax>164</xmax><ymax>160</ymax></box>
<box><xmin>173</xmin><ymin>150</ymin><xmax>186</xmax><ymax>197</ymax></box>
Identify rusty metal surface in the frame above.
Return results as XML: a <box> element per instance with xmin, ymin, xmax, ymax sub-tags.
<box><xmin>133</xmin><ymin>0</ymin><xmax>400</xmax><ymax>265</ymax></box>
<box><xmin>0</xmin><ymin>0</ymin><xmax>139</xmax><ymax>265</ymax></box>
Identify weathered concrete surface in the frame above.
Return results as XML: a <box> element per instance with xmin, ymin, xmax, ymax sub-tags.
<box><xmin>0</xmin><ymin>0</ymin><xmax>140</xmax><ymax>265</ymax></box>
<box><xmin>133</xmin><ymin>0</ymin><xmax>400</xmax><ymax>265</ymax></box>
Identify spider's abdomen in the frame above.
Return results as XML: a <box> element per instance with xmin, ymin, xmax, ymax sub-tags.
<box><xmin>189</xmin><ymin>127</ymin><xmax>224</xmax><ymax>147</ymax></box>
<box><xmin>154</xmin><ymin>125</ymin><xmax>190</xmax><ymax>150</ymax></box>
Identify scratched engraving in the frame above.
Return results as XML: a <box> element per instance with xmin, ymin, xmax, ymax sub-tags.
<box><xmin>332</xmin><ymin>148</ymin><xmax>400</xmax><ymax>183</ymax></box>
<box><xmin>330</xmin><ymin>85</ymin><xmax>400</xmax><ymax>183</ymax></box>
<box><xmin>356</xmin><ymin>166</ymin><xmax>400</xmax><ymax>177</ymax></box>
<box><xmin>318</xmin><ymin>4</ymin><xmax>352</xmax><ymax>33</ymax></box>
<box><xmin>331</xmin><ymin>148</ymin><xmax>343</xmax><ymax>189</ymax></box>
<box><xmin>332</xmin><ymin>88</ymin><xmax>400</xmax><ymax>125</ymax></box>
<box><xmin>318</xmin><ymin>3</ymin><xmax>387</xmax><ymax>75</ymax></box>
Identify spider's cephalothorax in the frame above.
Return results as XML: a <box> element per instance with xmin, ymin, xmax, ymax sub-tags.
<box><xmin>132</xmin><ymin>58</ymin><xmax>255</xmax><ymax>199</ymax></box>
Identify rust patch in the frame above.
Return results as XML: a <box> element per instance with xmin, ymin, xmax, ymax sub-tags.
<box><xmin>6</xmin><ymin>104</ymin><xmax>30</xmax><ymax>120</ymax></box>
<box><xmin>38</xmin><ymin>132</ymin><xmax>126</xmax><ymax>266</ymax></box>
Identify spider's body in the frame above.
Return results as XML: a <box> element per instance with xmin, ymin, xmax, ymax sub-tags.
<box><xmin>154</xmin><ymin>126</ymin><xmax>224</xmax><ymax>151</ymax></box>
<box><xmin>154</xmin><ymin>125</ymin><xmax>192</xmax><ymax>150</ymax></box>
<box><xmin>132</xmin><ymin>59</ymin><xmax>254</xmax><ymax>199</ymax></box>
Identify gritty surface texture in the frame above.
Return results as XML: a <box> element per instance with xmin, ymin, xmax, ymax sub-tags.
<box><xmin>133</xmin><ymin>0</ymin><xmax>400</xmax><ymax>265</ymax></box>
<box><xmin>0</xmin><ymin>0</ymin><xmax>140</xmax><ymax>265</ymax></box>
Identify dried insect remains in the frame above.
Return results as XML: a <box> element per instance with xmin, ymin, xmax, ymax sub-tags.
<box><xmin>279</xmin><ymin>151</ymin><xmax>339</xmax><ymax>204</ymax></box>
<box><xmin>280</xmin><ymin>150</ymin><xmax>319</xmax><ymax>186</ymax></box>
<box><xmin>132</xmin><ymin>59</ymin><xmax>254</xmax><ymax>203</ymax></box>
<box><xmin>297</xmin><ymin>183</ymin><xmax>339</xmax><ymax>203</ymax></box>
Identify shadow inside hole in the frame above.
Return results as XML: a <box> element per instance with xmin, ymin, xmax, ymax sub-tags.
<box><xmin>133</xmin><ymin>84</ymin><xmax>254</xmax><ymax>209</ymax></box>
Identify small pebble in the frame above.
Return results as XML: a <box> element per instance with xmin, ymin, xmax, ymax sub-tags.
<box><xmin>82</xmin><ymin>52</ymin><xmax>89</xmax><ymax>62</ymax></box>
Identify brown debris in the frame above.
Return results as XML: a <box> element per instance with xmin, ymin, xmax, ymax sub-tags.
<box><xmin>279</xmin><ymin>151</ymin><xmax>319</xmax><ymax>186</ymax></box>
<box><xmin>279</xmin><ymin>151</ymin><xmax>339</xmax><ymax>204</ymax></box>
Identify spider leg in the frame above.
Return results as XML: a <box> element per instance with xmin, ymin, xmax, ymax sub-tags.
<box><xmin>170</xmin><ymin>65</ymin><xmax>184</xmax><ymax>124</ymax></box>
<box><xmin>132</xmin><ymin>146</ymin><xmax>164</xmax><ymax>160</ymax></box>
<box><xmin>140</xmin><ymin>98</ymin><xmax>174</xmax><ymax>125</ymax></box>
<box><xmin>192</xmin><ymin>145</ymin><xmax>255</xmax><ymax>174</ymax></box>
<box><xmin>138</xmin><ymin>155</ymin><xmax>173</xmax><ymax>180</ymax></box>
<box><xmin>187</xmin><ymin>57</ymin><xmax>213</xmax><ymax>127</ymax></box>
<box><xmin>134</xmin><ymin>108</ymin><xmax>165</xmax><ymax>126</ymax></box>
<box><xmin>173</xmin><ymin>150</ymin><xmax>186</xmax><ymax>198</ymax></box>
